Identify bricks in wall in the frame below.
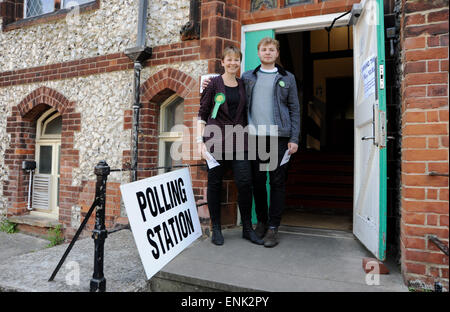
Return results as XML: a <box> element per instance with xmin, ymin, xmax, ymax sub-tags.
<box><xmin>400</xmin><ymin>0</ymin><xmax>449</xmax><ymax>290</ymax></box>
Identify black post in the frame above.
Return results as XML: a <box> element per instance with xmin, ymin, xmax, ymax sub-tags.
<box><xmin>131</xmin><ymin>62</ymin><xmax>142</xmax><ymax>182</ymax></box>
<box><xmin>90</xmin><ymin>160</ymin><xmax>110</xmax><ymax>292</ymax></box>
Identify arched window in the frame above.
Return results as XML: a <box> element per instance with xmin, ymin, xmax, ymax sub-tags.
<box><xmin>33</xmin><ymin>109</ymin><xmax>61</xmax><ymax>217</ymax></box>
<box><xmin>158</xmin><ymin>95</ymin><xmax>184</xmax><ymax>173</ymax></box>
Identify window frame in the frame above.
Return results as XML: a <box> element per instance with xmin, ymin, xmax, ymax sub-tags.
<box><xmin>23</xmin><ymin>0</ymin><xmax>96</xmax><ymax>19</ymax></box>
<box><xmin>36</xmin><ymin>109</ymin><xmax>62</xmax><ymax>140</ymax></box>
<box><xmin>158</xmin><ymin>94</ymin><xmax>185</xmax><ymax>174</ymax></box>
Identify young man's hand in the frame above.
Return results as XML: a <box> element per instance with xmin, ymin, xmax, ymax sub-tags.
<box><xmin>288</xmin><ymin>142</ymin><xmax>298</xmax><ymax>155</ymax></box>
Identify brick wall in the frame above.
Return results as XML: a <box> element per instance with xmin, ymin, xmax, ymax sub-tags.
<box><xmin>399</xmin><ymin>0</ymin><xmax>449</xmax><ymax>290</ymax></box>
<box><xmin>0</xmin><ymin>39</ymin><xmax>207</xmax><ymax>238</ymax></box>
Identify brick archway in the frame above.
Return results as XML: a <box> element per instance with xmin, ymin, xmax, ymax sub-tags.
<box><xmin>133</xmin><ymin>68</ymin><xmax>236</xmax><ymax>229</ymax></box>
<box><xmin>5</xmin><ymin>86</ymin><xmax>81</xmax><ymax>234</ymax></box>
<box><xmin>140</xmin><ymin>67</ymin><xmax>197</xmax><ymax>102</ymax></box>
<box><xmin>123</xmin><ymin>68</ymin><xmax>199</xmax><ymax>178</ymax></box>
<box><xmin>123</xmin><ymin>68</ymin><xmax>210</xmax><ymax>217</ymax></box>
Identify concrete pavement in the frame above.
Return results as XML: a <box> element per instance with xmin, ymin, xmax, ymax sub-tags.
<box><xmin>0</xmin><ymin>226</ymin><xmax>408</xmax><ymax>292</ymax></box>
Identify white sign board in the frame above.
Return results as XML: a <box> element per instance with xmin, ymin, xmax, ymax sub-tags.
<box><xmin>361</xmin><ymin>56</ymin><xmax>376</xmax><ymax>99</ymax></box>
<box><xmin>120</xmin><ymin>168</ymin><xmax>202</xmax><ymax>279</ymax></box>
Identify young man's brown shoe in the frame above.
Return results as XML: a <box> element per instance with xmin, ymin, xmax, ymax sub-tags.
<box><xmin>263</xmin><ymin>227</ymin><xmax>279</xmax><ymax>248</ymax></box>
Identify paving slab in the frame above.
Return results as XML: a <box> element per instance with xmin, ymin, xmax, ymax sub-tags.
<box><xmin>0</xmin><ymin>230</ymin><xmax>147</xmax><ymax>292</ymax></box>
<box><xmin>0</xmin><ymin>232</ymin><xmax>49</xmax><ymax>260</ymax></box>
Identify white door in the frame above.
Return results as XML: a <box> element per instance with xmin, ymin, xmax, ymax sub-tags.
<box><xmin>33</xmin><ymin>110</ymin><xmax>61</xmax><ymax>217</ymax></box>
<box><xmin>353</xmin><ymin>0</ymin><xmax>387</xmax><ymax>261</ymax></box>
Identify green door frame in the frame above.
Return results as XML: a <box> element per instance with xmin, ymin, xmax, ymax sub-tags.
<box><xmin>244</xmin><ymin>29</ymin><xmax>275</xmax><ymax>224</ymax></box>
<box><xmin>376</xmin><ymin>0</ymin><xmax>387</xmax><ymax>261</ymax></box>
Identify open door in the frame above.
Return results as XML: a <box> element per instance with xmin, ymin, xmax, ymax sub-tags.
<box><xmin>353</xmin><ymin>0</ymin><xmax>387</xmax><ymax>261</ymax></box>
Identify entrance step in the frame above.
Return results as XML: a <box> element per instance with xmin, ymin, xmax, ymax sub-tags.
<box><xmin>8</xmin><ymin>212</ymin><xmax>60</xmax><ymax>239</ymax></box>
<box><xmin>149</xmin><ymin>227</ymin><xmax>407</xmax><ymax>292</ymax></box>
<box><xmin>150</xmin><ymin>271</ymin><xmax>260</xmax><ymax>292</ymax></box>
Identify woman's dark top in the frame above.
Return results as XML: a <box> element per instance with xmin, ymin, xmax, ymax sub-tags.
<box><xmin>198</xmin><ymin>75</ymin><xmax>248</xmax><ymax>153</ymax></box>
<box><xmin>225</xmin><ymin>85</ymin><xmax>240</xmax><ymax>121</ymax></box>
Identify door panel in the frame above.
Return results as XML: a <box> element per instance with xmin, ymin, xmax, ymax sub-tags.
<box><xmin>32</xmin><ymin>174</ymin><xmax>52</xmax><ymax>211</ymax></box>
<box><xmin>353</xmin><ymin>0</ymin><xmax>387</xmax><ymax>261</ymax></box>
<box><xmin>35</xmin><ymin>143</ymin><xmax>60</xmax><ymax>215</ymax></box>
<box><xmin>38</xmin><ymin>145</ymin><xmax>53</xmax><ymax>174</ymax></box>
<box><xmin>244</xmin><ymin>29</ymin><xmax>275</xmax><ymax>71</ymax></box>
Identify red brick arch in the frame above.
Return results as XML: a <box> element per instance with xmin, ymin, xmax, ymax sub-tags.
<box><xmin>17</xmin><ymin>86</ymin><xmax>72</xmax><ymax>119</ymax></box>
<box><xmin>140</xmin><ymin>67</ymin><xmax>198</xmax><ymax>103</ymax></box>
<box><xmin>5</xmin><ymin>86</ymin><xmax>81</xmax><ymax>236</ymax></box>
<box><xmin>122</xmin><ymin>68</ymin><xmax>209</xmax><ymax>206</ymax></box>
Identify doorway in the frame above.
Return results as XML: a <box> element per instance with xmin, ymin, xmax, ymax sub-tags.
<box><xmin>33</xmin><ymin>108</ymin><xmax>61</xmax><ymax>218</ymax></box>
<box><xmin>277</xmin><ymin>27</ymin><xmax>354</xmax><ymax>231</ymax></box>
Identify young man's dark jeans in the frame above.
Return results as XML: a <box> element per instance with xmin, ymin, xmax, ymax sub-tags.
<box><xmin>207</xmin><ymin>154</ymin><xmax>253</xmax><ymax>227</ymax></box>
<box><xmin>251</xmin><ymin>136</ymin><xmax>290</xmax><ymax>228</ymax></box>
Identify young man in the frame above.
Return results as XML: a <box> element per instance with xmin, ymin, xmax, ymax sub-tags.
<box><xmin>242</xmin><ymin>37</ymin><xmax>300</xmax><ymax>247</ymax></box>
<box><xmin>201</xmin><ymin>37</ymin><xmax>300</xmax><ymax>247</ymax></box>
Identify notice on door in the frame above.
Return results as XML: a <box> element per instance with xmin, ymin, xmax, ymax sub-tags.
<box><xmin>362</xmin><ymin>56</ymin><xmax>376</xmax><ymax>99</ymax></box>
<box><xmin>120</xmin><ymin>168</ymin><xmax>202</xmax><ymax>279</ymax></box>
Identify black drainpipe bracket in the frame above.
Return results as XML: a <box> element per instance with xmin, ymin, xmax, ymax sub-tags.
<box><xmin>124</xmin><ymin>46</ymin><xmax>153</xmax><ymax>64</ymax></box>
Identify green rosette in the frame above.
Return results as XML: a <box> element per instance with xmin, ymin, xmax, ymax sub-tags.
<box><xmin>211</xmin><ymin>92</ymin><xmax>226</xmax><ymax>119</ymax></box>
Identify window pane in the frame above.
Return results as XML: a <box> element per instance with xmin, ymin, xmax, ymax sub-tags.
<box><xmin>164</xmin><ymin>97</ymin><xmax>184</xmax><ymax>132</ymax></box>
<box><xmin>25</xmin><ymin>0</ymin><xmax>55</xmax><ymax>18</ymax></box>
<box><xmin>164</xmin><ymin>142</ymin><xmax>173</xmax><ymax>173</ymax></box>
<box><xmin>285</xmin><ymin>0</ymin><xmax>311</xmax><ymax>6</ymax></box>
<box><xmin>251</xmin><ymin>0</ymin><xmax>276</xmax><ymax>11</ymax></box>
<box><xmin>164</xmin><ymin>142</ymin><xmax>182</xmax><ymax>172</ymax></box>
<box><xmin>39</xmin><ymin>146</ymin><xmax>53</xmax><ymax>174</ymax></box>
<box><xmin>62</xmin><ymin>0</ymin><xmax>95</xmax><ymax>8</ymax></box>
<box><xmin>44</xmin><ymin>116</ymin><xmax>62</xmax><ymax>135</ymax></box>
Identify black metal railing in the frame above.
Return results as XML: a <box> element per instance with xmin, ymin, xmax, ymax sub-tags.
<box><xmin>48</xmin><ymin>160</ymin><xmax>206</xmax><ymax>292</ymax></box>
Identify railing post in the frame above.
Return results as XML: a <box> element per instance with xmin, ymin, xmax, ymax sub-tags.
<box><xmin>90</xmin><ymin>160</ymin><xmax>110</xmax><ymax>292</ymax></box>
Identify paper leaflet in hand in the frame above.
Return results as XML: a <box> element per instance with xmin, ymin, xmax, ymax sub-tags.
<box><xmin>280</xmin><ymin>149</ymin><xmax>291</xmax><ymax>166</ymax></box>
<box><xmin>205</xmin><ymin>151</ymin><xmax>220</xmax><ymax>169</ymax></box>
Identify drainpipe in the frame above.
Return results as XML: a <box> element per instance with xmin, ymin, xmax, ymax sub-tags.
<box><xmin>125</xmin><ymin>0</ymin><xmax>152</xmax><ymax>181</ymax></box>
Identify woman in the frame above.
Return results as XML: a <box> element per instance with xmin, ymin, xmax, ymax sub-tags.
<box><xmin>197</xmin><ymin>46</ymin><xmax>263</xmax><ymax>246</ymax></box>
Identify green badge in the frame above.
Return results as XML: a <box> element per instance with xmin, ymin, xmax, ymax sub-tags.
<box><xmin>211</xmin><ymin>93</ymin><xmax>226</xmax><ymax>119</ymax></box>
<box><xmin>279</xmin><ymin>81</ymin><xmax>286</xmax><ymax>88</ymax></box>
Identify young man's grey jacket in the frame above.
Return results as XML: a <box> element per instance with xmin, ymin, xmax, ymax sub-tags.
<box><xmin>241</xmin><ymin>64</ymin><xmax>301</xmax><ymax>145</ymax></box>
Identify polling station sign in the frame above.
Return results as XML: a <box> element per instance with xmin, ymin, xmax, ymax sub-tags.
<box><xmin>120</xmin><ymin>168</ymin><xmax>202</xmax><ymax>279</ymax></box>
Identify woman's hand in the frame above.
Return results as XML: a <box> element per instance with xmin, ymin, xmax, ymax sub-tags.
<box><xmin>198</xmin><ymin>142</ymin><xmax>208</xmax><ymax>160</ymax></box>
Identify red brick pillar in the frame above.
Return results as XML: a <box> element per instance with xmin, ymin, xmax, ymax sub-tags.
<box><xmin>0</xmin><ymin>0</ymin><xmax>23</xmax><ymax>27</ymax></box>
<box><xmin>198</xmin><ymin>0</ymin><xmax>242</xmax><ymax>227</ymax></box>
<box><xmin>399</xmin><ymin>0</ymin><xmax>449</xmax><ymax>290</ymax></box>
<box><xmin>201</xmin><ymin>0</ymin><xmax>241</xmax><ymax>73</ymax></box>
<box><xmin>4</xmin><ymin>106</ymin><xmax>35</xmax><ymax>216</ymax></box>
